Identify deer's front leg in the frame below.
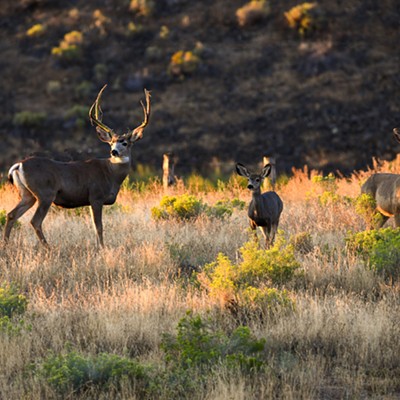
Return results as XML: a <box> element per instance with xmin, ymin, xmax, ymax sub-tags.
<box><xmin>90</xmin><ymin>202</ymin><xmax>104</xmax><ymax>247</ymax></box>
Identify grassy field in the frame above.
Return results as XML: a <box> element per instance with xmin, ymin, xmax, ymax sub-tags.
<box><xmin>0</xmin><ymin>162</ymin><xmax>399</xmax><ymax>399</ymax></box>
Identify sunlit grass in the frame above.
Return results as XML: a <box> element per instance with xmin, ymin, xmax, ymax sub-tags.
<box><xmin>0</xmin><ymin>163</ymin><xmax>399</xmax><ymax>398</ymax></box>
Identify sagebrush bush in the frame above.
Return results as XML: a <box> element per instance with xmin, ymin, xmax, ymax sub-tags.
<box><xmin>346</xmin><ymin>227</ymin><xmax>400</xmax><ymax>278</ymax></box>
<box><xmin>161</xmin><ymin>312</ymin><xmax>265</xmax><ymax>395</ymax></box>
<box><xmin>40</xmin><ymin>349</ymin><xmax>151</xmax><ymax>396</ymax></box>
<box><xmin>13</xmin><ymin>111</ymin><xmax>47</xmax><ymax>128</ymax></box>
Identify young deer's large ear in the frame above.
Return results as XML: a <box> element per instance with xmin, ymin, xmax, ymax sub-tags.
<box><xmin>261</xmin><ymin>164</ymin><xmax>271</xmax><ymax>179</ymax></box>
<box><xmin>96</xmin><ymin>127</ymin><xmax>113</xmax><ymax>143</ymax></box>
<box><xmin>236</xmin><ymin>163</ymin><xmax>250</xmax><ymax>177</ymax></box>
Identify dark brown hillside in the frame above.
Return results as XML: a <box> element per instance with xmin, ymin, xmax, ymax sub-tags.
<box><xmin>0</xmin><ymin>0</ymin><xmax>399</xmax><ymax>177</ymax></box>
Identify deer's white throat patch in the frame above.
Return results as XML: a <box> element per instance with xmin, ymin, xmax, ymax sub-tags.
<box><xmin>111</xmin><ymin>156</ymin><xmax>130</xmax><ymax>164</ymax></box>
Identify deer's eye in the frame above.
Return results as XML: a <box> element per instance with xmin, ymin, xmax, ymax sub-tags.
<box><xmin>255</xmin><ymin>178</ymin><xmax>260</xmax><ymax>182</ymax></box>
<box><xmin>122</xmin><ymin>142</ymin><xmax>128</xmax><ymax>147</ymax></box>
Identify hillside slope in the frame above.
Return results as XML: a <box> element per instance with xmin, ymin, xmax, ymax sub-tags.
<box><xmin>0</xmin><ymin>0</ymin><xmax>399</xmax><ymax>177</ymax></box>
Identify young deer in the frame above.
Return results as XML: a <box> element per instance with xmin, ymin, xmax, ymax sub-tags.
<box><xmin>360</xmin><ymin>128</ymin><xmax>400</xmax><ymax>228</ymax></box>
<box><xmin>236</xmin><ymin>163</ymin><xmax>283</xmax><ymax>248</ymax></box>
<box><xmin>4</xmin><ymin>85</ymin><xmax>150</xmax><ymax>247</ymax></box>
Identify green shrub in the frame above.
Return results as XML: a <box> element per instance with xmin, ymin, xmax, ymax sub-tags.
<box><xmin>346</xmin><ymin>227</ymin><xmax>400</xmax><ymax>277</ymax></box>
<box><xmin>0</xmin><ymin>210</ymin><xmax>7</xmax><ymax>227</ymax></box>
<box><xmin>13</xmin><ymin>111</ymin><xmax>47</xmax><ymax>128</ymax></box>
<box><xmin>186</xmin><ymin>173</ymin><xmax>215</xmax><ymax>193</ymax></box>
<box><xmin>162</xmin><ymin>312</ymin><xmax>265</xmax><ymax>372</ymax></box>
<box><xmin>0</xmin><ymin>283</ymin><xmax>29</xmax><ymax>336</ymax></box>
<box><xmin>40</xmin><ymin>350</ymin><xmax>150</xmax><ymax>396</ymax></box>
<box><xmin>46</xmin><ymin>80</ymin><xmax>62</xmax><ymax>95</ymax></box>
<box><xmin>75</xmin><ymin>81</ymin><xmax>94</xmax><ymax>98</ymax></box>
<box><xmin>151</xmin><ymin>195</ymin><xmax>243</xmax><ymax>221</ymax></box>
<box><xmin>0</xmin><ymin>283</ymin><xmax>28</xmax><ymax>318</ymax></box>
<box><xmin>206</xmin><ymin>198</ymin><xmax>246</xmax><ymax>219</ymax></box>
<box><xmin>355</xmin><ymin>193</ymin><xmax>386</xmax><ymax>229</ymax></box>
<box><xmin>151</xmin><ymin>194</ymin><xmax>206</xmax><ymax>220</ymax></box>
<box><xmin>65</xmin><ymin>105</ymin><xmax>88</xmax><ymax>129</ymax></box>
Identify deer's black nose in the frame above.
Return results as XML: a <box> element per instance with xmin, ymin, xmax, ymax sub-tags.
<box><xmin>111</xmin><ymin>150</ymin><xmax>119</xmax><ymax>157</ymax></box>
<box><xmin>248</xmin><ymin>184</ymin><xmax>254</xmax><ymax>189</ymax></box>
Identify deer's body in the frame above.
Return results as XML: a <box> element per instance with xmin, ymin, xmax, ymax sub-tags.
<box><xmin>361</xmin><ymin>173</ymin><xmax>400</xmax><ymax>227</ymax></box>
<box><xmin>359</xmin><ymin>128</ymin><xmax>400</xmax><ymax>228</ymax></box>
<box><xmin>4</xmin><ymin>86</ymin><xmax>151</xmax><ymax>247</ymax></box>
<box><xmin>9</xmin><ymin>157</ymin><xmax>129</xmax><ymax>208</ymax></box>
<box><xmin>236</xmin><ymin>163</ymin><xmax>283</xmax><ymax>248</ymax></box>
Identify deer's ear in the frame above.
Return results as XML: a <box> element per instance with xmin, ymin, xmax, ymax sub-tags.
<box><xmin>96</xmin><ymin>127</ymin><xmax>112</xmax><ymax>143</ymax></box>
<box><xmin>236</xmin><ymin>163</ymin><xmax>249</xmax><ymax>177</ymax></box>
<box><xmin>261</xmin><ymin>164</ymin><xmax>271</xmax><ymax>179</ymax></box>
<box><xmin>128</xmin><ymin>127</ymin><xmax>143</xmax><ymax>144</ymax></box>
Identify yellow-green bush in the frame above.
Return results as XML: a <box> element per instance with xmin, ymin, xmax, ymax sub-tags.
<box><xmin>355</xmin><ymin>193</ymin><xmax>386</xmax><ymax>229</ymax></box>
<box><xmin>284</xmin><ymin>2</ymin><xmax>321</xmax><ymax>37</ymax></box>
<box><xmin>168</xmin><ymin>50</ymin><xmax>201</xmax><ymax>78</ymax></box>
<box><xmin>346</xmin><ymin>227</ymin><xmax>400</xmax><ymax>278</ymax></box>
<box><xmin>129</xmin><ymin>0</ymin><xmax>155</xmax><ymax>16</ymax></box>
<box><xmin>51</xmin><ymin>30</ymin><xmax>83</xmax><ymax>61</ymax></box>
<box><xmin>152</xmin><ymin>194</ymin><xmax>205</xmax><ymax>220</ymax></box>
<box><xmin>26</xmin><ymin>23</ymin><xmax>46</xmax><ymax>37</ymax></box>
<box><xmin>236</xmin><ymin>0</ymin><xmax>270</xmax><ymax>27</ymax></box>
<box><xmin>198</xmin><ymin>238</ymin><xmax>299</xmax><ymax>311</ymax></box>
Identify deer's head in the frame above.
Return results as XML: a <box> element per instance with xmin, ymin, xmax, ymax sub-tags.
<box><xmin>89</xmin><ymin>85</ymin><xmax>151</xmax><ymax>162</ymax></box>
<box><xmin>236</xmin><ymin>163</ymin><xmax>271</xmax><ymax>191</ymax></box>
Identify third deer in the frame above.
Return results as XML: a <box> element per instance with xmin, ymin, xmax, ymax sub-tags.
<box><xmin>236</xmin><ymin>163</ymin><xmax>283</xmax><ymax>248</ymax></box>
<box><xmin>360</xmin><ymin>128</ymin><xmax>400</xmax><ymax>228</ymax></box>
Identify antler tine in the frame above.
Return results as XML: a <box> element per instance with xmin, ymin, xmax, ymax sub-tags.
<box><xmin>130</xmin><ymin>89</ymin><xmax>151</xmax><ymax>142</ymax></box>
<box><xmin>134</xmin><ymin>89</ymin><xmax>151</xmax><ymax>130</ymax></box>
<box><xmin>89</xmin><ymin>84</ymin><xmax>113</xmax><ymax>134</ymax></box>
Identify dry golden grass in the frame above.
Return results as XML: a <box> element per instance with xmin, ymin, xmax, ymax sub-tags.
<box><xmin>0</xmin><ymin>164</ymin><xmax>399</xmax><ymax>399</ymax></box>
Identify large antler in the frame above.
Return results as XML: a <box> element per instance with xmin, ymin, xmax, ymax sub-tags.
<box><xmin>89</xmin><ymin>84</ymin><xmax>114</xmax><ymax>136</ymax></box>
<box><xmin>130</xmin><ymin>89</ymin><xmax>151</xmax><ymax>143</ymax></box>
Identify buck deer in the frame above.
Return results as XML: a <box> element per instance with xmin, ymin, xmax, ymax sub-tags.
<box><xmin>3</xmin><ymin>85</ymin><xmax>151</xmax><ymax>247</ymax></box>
<box><xmin>236</xmin><ymin>163</ymin><xmax>283</xmax><ymax>248</ymax></box>
<box><xmin>360</xmin><ymin>128</ymin><xmax>400</xmax><ymax>229</ymax></box>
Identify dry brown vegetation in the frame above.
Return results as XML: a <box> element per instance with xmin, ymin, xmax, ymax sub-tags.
<box><xmin>0</xmin><ymin>160</ymin><xmax>400</xmax><ymax>399</ymax></box>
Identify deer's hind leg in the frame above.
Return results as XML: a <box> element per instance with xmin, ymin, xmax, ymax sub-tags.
<box><xmin>4</xmin><ymin>188</ymin><xmax>36</xmax><ymax>242</ymax></box>
<box><xmin>30</xmin><ymin>199</ymin><xmax>53</xmax><ymax>246</ymax></box>
<box><xmin>394</xmin><ymin>214</ymin><xmax>400</xmax><ymax>228</ymax></box>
